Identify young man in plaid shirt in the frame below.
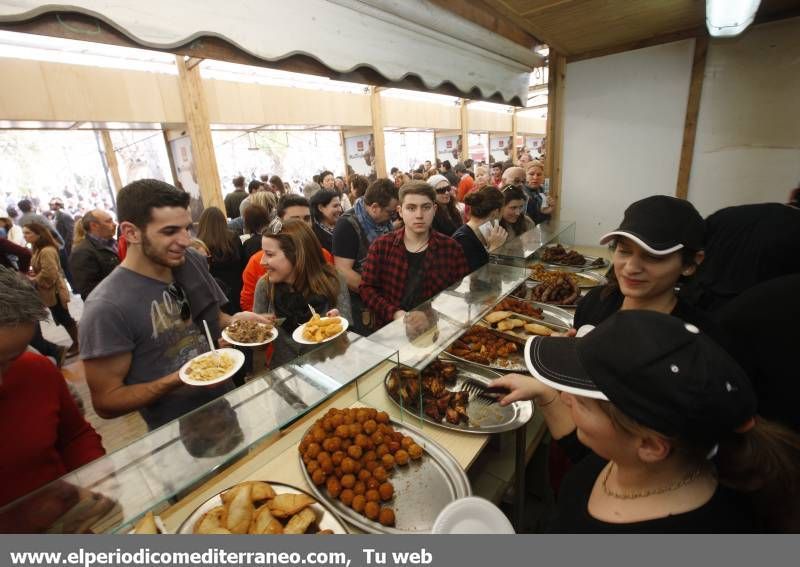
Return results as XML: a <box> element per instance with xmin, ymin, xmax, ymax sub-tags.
<box><xmin>359</xmin><ymin>181</ymin><xmax>469</xmax><ymax>329</ymax></box>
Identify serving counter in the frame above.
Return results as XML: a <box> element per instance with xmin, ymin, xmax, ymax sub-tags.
<box><xmin>1</xmin><ymin>224</ymin><xmax>611</xmax><ymax>534</ymax></box>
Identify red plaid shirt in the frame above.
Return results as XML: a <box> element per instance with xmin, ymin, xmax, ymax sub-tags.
<box><xmin>359</xmin><ymin>228</ymin><xmax>469</xmax><ymax>327</ymax></box>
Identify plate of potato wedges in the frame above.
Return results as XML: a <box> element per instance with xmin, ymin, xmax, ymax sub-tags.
<box><xmin>178</xmin><ymin>480</ymin><xmax>348</xmax><ymax>535</ymax></box>
<box><xmin>292</xmin><ymin>314</ymin><xmax>349</xmax><ymax>345</ymax></box>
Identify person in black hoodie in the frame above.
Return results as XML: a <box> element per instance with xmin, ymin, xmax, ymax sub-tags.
<box><xmin>197</xmin><ymin>206</ymin><xmax>243</xmax><ymax>315</ymax></box>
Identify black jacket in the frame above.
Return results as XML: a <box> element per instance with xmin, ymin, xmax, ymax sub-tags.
<box><xmin>69</xmin><ymin>237</ymin><xmax>120</xmax><ymax>300</ymax></box>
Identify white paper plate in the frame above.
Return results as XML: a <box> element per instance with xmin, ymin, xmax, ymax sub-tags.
<box><xmin>291</xmin><ymin>317</ymin><xmax>349</xmax><ymax>345</ymax></box>
<box><xmin>221</xmin><ymin>326</ymin><xmax>278</xmax><ymax>347</ymax></box>
<box><xmin>178</xmin><ymin>348</ymin><xmax>245</xmax><ymax>386</ymax></box>
<box><xmin>431</xmin><ymin>497</ymin><xmax>515</xmax><ymax>534</ymax></box>
<box><xmin>177</xmin><ymin>481</ymin><xmax>348</xmax><ymax>534</ymax></box>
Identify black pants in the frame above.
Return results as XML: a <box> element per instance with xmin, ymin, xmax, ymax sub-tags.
<box><xmin>30</xmin><ymin>321</ymin><xmax>61</xmax><ymax>358</ymax></box>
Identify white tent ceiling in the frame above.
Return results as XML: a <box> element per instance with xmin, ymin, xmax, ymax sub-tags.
<box><xmin>0</xmin><ymin>0</ymin><xmax>543</xmax><ymax>105</ymax></box>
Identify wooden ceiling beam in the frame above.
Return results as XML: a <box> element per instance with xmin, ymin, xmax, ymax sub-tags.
<box><xmin>567</xmin><ymin>26</ymin><xmax>707</xmax><ymax>63</ymax></box>
<box><xmin>427</xmin><ymin>0</ymin><xmax>541</xmax><ymax>48</ymax></box>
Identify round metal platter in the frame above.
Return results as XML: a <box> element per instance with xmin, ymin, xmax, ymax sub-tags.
<box><xmin>299</xmin><ymin>419</ymin><xmax>471</xmax><ymax>534</ymax></box>
<box><xmin>177</xmin><ymin>481</ymin><xmax>348</xmax><ymax>534</ymax></box>
<box><xmin>539</xmin><ymin>255</ymin><xmax>610</xmax><ymax>272</ymax></box>
<box><xmin>383</xmin><ymin>362</ymin><xmax>533</xmax><ymax>435</ymax></box>
<box><xmin>529</xmin><ymin>268</ymin><xmax>608</xmax><ymax>289</ymax></box>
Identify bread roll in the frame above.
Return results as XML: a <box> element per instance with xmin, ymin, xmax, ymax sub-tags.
<box><xmin>524</xmin><ymin>323</ymin><xmax>553</xmax><ymax>336</ymax></box>
<box><xmin>485</xmin><ymin>311</ymin><xmax>512</xmax><ymax>324</ymax></box>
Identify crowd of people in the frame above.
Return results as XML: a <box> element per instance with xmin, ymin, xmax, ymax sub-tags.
<box><xmin>1</xmin><ymin>154</ymin><xmax>798</xmax><ymax>534</ymax></box>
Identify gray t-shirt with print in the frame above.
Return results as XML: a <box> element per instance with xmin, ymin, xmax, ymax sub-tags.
<box><xmin>79</xmin><ymin>249</ymin><xmax>233</xmax><ymax>430</ymax></box>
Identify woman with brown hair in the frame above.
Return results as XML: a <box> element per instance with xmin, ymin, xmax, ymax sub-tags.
<box><xmin>268</xmin><ymin>175</ymin><xmax>286</xmax><ymax>197</ymax></box>
<box><xmin>499</xmin><ymin>185</ymin><xmax>536</xmax><ymax>238</ymax></box>
<box><xmin>253</xmin><ymin>220</ymin><xmax>350</xmax><ymax>367</ymax></box>
<box><xmin>427</xmin><ymin>174</ymin><xmax>463</xmax><ymax>237</ymax></box>
<box><xmin>197</xmin><ymin>207</ymin><xmax>244</xmax><ymax>316</ymax></box>
<box><xmin>22</xmin><ymin>222</ymin><xmax>79</xmax><ymax>356</ymax></box>
<box><xmin>452</xmin><ymin>186</ymin><xmax>508</xmax><ymax>272</ymax></box>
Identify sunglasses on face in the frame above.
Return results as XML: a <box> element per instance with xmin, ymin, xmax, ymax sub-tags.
<box><xmin>166</xmin><ymin>281</ymin><xmax>192</xmax><ymax>321</ymax></box>
<box><xmin>435</xmin><ymin>186</ymin><xmax>450</xmax><ymax>194</ymax></box>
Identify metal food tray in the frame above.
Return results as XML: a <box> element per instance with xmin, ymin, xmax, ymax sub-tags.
<box><xmin>481</xmin><ymin>304</ymin><xmax>573</xmax><ymax>341</ymax></box>
<box><xmin>383</xmin><ymin>361</ymin><xmax>533</xmax><ymax>435</ymax></box>
<box><xmin>538</xmin><ymin>254</ymin><xmax>610</xmax><ymax>272</ymax></box>
<box><xmin>177</xmin><ymin>481</ymin><xmax>349</xmax><ymax>534</ymax></box>
<box><xmin>528</xmin><ymin>268</ymin><xmax>608</xmax><ymax>289</ymax></box>
<box><xmin>511</xmin><ymin>281</ymin><xmax>581</xmax><ymax>310</ymax></box>
<box><xmin>443</xmin><ymin>324</ymin><xmax>528</xmax><ymax>373</ymax></box>
<box><xmin>299</xmin><ymin>419</ymin><xmax>470</xmax><ymax>534</ymax></box>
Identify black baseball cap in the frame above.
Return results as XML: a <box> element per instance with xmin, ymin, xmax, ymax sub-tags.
<box><xmin>599</xmin><ymin>195</ymin><xmax>704</xmax><ymax>255</ymax></box>
<box><xmin>524</xmin><ymin>310</ymin><xmax>756</xmax><ymax>441</ymax></box>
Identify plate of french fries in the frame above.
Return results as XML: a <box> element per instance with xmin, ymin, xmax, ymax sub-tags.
<box><xmin>292</xmin><ymin>314</ymin><xmax>349</xmax><ymax>344</ymax></box>
<box><xmin>178</xmin><ymin>480</ymin><xmax>348</xmax><ymax>535</ymax></box>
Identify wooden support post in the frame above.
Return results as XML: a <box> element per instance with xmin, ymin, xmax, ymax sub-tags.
<box><xmin>545</xmin><ymin>51</ymin><xmax>566</xmax><ymax>218</ymax></box>
<box><xmin>460</xmin><ymin>99</ymin><xmax>469</xmax><ymax>161</ymax></box>
<box><xmin>175</xmin><ymin>55</ymin><xmax>225</xmax><ymax>211</ymax></box>
<box><xmin>100</xmin><ymin>130</ymin><xmax>123</xmax><ymax>194</ymax></box>
<box><xmin>339</xmin><ymin>129</ymin><xmax>350</xmax><ymax>179</ymax></box>
<box><xmin>511</xmin><ymin>108</ymin><xmax>519</xmax><ymax>165</ymax></box>
<box><xmin>369</xmin><ymin>86</ymin><xmax>387</xmax><ymax>178</ymax></box>
<box><xmin>676</xmin><ymin>36</ymin><xmax>709</xmax><ymax>200</ymax></box>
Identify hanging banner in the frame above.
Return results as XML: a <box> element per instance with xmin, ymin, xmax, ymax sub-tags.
<box><xmin>435</xmin><ymin>135</ymin><xmax>460</xmax><ymax>163</ymax></box>
<box><xmin>489</xmin><ymin>134</ymin><xmax>514</xmax><ymax>164</ymax></box>
<box><xmin>525</xmin><ymin>135</ymin><xmax>545</xmax><ymax>159</ymax></box>
<box><xmin>168</xmin><ymin>135</ymin><xmax>205</xmax><ymax>222</ymax></box>
<box><xmin>344</xmin><ymin>134</ymin><xmax>375</xmax><ymax>176</ymax></box>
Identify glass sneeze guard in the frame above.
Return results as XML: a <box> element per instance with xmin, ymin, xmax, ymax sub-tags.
<box><xmin>0</xmin><ymin>332</ymin><xmax>397</xmax><ymax>534</ymax></box>
<box><xmin>490</xmin><ymin>220</ymin><xmax>576</xmax><ymax>267</ymax></box>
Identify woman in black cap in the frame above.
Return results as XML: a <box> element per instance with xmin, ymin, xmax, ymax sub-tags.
<box><xmin>573</xmin><ymin>195</ymin><xmax>713</xmax><ymax>335</ymax></box>
<box><xmin>491</xmin><ymin>311</ymin><xmax>800</xmax><ymax>532</ymax></box>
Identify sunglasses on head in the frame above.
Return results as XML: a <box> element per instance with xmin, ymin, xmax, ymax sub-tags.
<box><xmin>166</xmin><ymin>281</ymin><xmax>192</xmax><ymax>321</ymax></box>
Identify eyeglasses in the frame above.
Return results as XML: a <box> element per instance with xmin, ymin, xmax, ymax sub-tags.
<box><xmin>435</xmin><ymin>187</ymin><xmax>450</xmax><ymax>194</ymax></box>
<box><xmin>166</xmin><ymin>281</ymin><xmax>192</xmax><ymax>321</ymax></box>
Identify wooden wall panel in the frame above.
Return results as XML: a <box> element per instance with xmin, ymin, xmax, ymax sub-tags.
<box><xmin>468</xmin><ymin>107</ymin><xmax>513</xmax><ymax>133</ymax></box>
<box><xmin>381</xmin><ymin>97</ymin><xmax>459</xmax><ymax>129</ymax></box>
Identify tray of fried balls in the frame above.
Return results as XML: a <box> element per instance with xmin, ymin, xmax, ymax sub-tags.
<box><xmin>178</xmin><ymin>480</ymin><xmax>348</xmax><ymax>534</ymax></box>
<box><xmin>298</xmin><ymin>407</ymin><xmax>471</xmax><ymax>534</ymax></box>
<box><xmin>385</xmin><ymin>359</ymin><xmax>532</xmax><ymax>434</ymax></box>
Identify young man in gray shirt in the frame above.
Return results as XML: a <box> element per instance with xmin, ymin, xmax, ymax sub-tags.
<box><xmin>79</xmin><ymin>179</ymin><xmax>269</xmax><ymax>430</ymax></box>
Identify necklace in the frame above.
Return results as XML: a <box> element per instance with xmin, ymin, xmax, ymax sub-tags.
<box><xmin>602</xmin><ymin>462</ymin><xmax>704</xmax><ymax>500</ymax></box>
<box><xmin>405</xmin><ymin>236</ymin><xmax>430</xmax><ymax>253</ymax></box>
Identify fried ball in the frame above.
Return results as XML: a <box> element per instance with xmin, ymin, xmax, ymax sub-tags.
<box><xmin>364</xmin><ymin>501</ymin><xmax>380</xmax><ymax>521</ymax></box>
<box><xmin>358</xmin><ymin>469</ymin><xmax>372</xmax><ymax>482</ymax></box>
<box><xmin>353</xmin><ymin>481</ymin><xmax>366</xmax><ymax>496</ymax></box>
<box><xmin>370</xmin><ymin>431</ymin><xmax>385</xmax><ymax>446</ymax></box>
<box><xmin>322</xmin><ymin>418</ymin><xmax>334</xmax><ymax>432</ymax></box>
<box><xmin>312</xmin><ymin>426</ymin><xmax>326</xmax><ymax>443</ymax></box>
<box><xmin>348</xmin><ymin>423</ymin><xmax>363</xmax><ymax>437</ymax></box>
<box><xmin>317</xmin><ymin>451</ymin><xmax>331</xmax><ymax>462</ymax></box>
<box><xmin>326</xmin><ymin>477</ymin><xmax>342</xmax><ymax>498</ymax></box>
<box><xmin>363</xmin><ymin>450</ymin><xmax>377</xmax><ymax>463</ymax></box>
<box><xmin>306</xmin><ymin>460</ymin><xmax>320</xmax><ymax>475</ymax></box>
<box><xmin>408</xmin><ymin>444</ymin><xmax>423</xmax><ymax>460</ymax></box>
<box><xmin>299</xmin><ymin>436</ymin><xmax>311</xmax><ymax>454</ymax></box>
<box><xmin>347</xmin><ymin>445</ymin><xmax>363</xmax><ymax>459</ymax></box>
<box><xmin>394</xmin><ymin>449</ymin><xmax>409</xmax><ymax>466</ymax></box>
<box><xmin>366</xmin><ymin>476</ymin><xmax>381</xmax><ymax>490</ymax></box>
<box><xmin>340</xmin><ymin>474</ymin><xmax>356</xmax><ymax>489</ymax></box>
<box><xmin>356</xmin><ymin>409</ymin><xmax>370</xmax><ymax>423</ymax></box>
<box><xmin>334</xmin><ymin>425</ymin><xmax>350</xmax><ymax>439</ymax></box>
<box><xmin>387</xmin><ymin>441</ymin><xmax>401</xmax><ymax>454</ymax></box>
<box><xmin>374</xmin><ymin>465</ymin><xmax>390</xmax><ymax>482</ymax></box>
<box><xmin>376</xmin><ymin>411</ymin><xmax>390</xmax><ymax>424</ymax></box>
<box><xmin>339</xmin><ymin>488</ymin><xmax>354</xmax><ymax>507</ymax></box>
<box><xmin>342</xmin><ymin>413</ymin><xmax>354</xmax><ymax>425</ymax></box>
<box><xmin>341</xmin><ymin>439</ymin><xmax>352</xmax><ymax>452</ymax></box>
<box><xmin>376</xmin><ymin>444</ymin><xmax>389</xmax><ymax>458</ymax></box>
<box><xmin>341</xmin><ymin>457</ymin><xmax>356</xmax><ymax>474</ymax></box>
<box><xmin>331</xmin><ymin>414</ymin><xmax>344</xmax><ymax>428</ymax></box>
<box><xmin>364</xmin><ymin>460</ymin><xmax>379</xmax><ymax>473</ymax></box>
<box><xmin>381</xmin><ymin>453</ymin><xmax>395</xmax><ymax>470</ymax></box>
<box><xmin>322</xmin><ymin>437</ymin><xmax>341</xmax><ymax>453</ymax></box>
<box><xmin>311</xmin><ymin>468</ymin><xmax>326</xmax><ymax>486</ymax></box>
<box><xmin>378</xmin><ymin>482</ymin><xmax>394</xmax><ymax>501</ymax></box>
<box><xmin>379</xmin><ymin>507</ymin><xmax>395</xmax><ymax>527</ymax></box>
<box><xmin>354</xmin><ymin>433</ymin><xmax>370</xmax><ymax>449</ymax></box>
<box><xmin>331</xmin><ymin>451</ymin><xmax>346</xmax><ymax>466</ymax></box>
<box><xmin>363</xmin><ymin>419</ymin><xmax>377</xmax><ymax>435</ymax></box>
<box><xmin>401</xmin><ymin>436</ymin><xmax>414</xmax><ymax>450</ymax></box>
<box><xmin>306</xmin><ymin>443</ymin><xmax>321</xmax><ymax>459</ymax></box>
<box><xmin>351</xmin><ymin>494</ymin><xmax>366</xmax><ymax>513</ymax></box>
<box><xmin>319</xmin><ymin>459</ymin><xmax>334</xmax><ymax>475</ymax></box>
<box><xmin>365</xmin><ymin>489</ymin><xmax>380</xmax><ymax>503</ymax></box>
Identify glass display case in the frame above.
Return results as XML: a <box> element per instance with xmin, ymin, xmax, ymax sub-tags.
<box><xmin>490</xmin><ymin>220</ymin><xmax>576</xmax><ymax>268</ymax></box>
<box><xmin>0</xmin><ymin>332</ymin><xmax>397</xmax><ymax>534</ymax></box>
<box><xmin>0</xmin><ymin>263</ymin><xmax>533</xmax><ymax>534</ymax></box>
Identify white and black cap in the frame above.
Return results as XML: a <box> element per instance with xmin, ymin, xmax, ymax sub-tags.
<box><xmin>524</xmin><ymin>310</ymin><xmax>756</xmax><ymax>442</ymax></box>
<box><xmin>599</xmin><ymin>195</ymin><xmax>704</xmax><ymax>255</ymax></box>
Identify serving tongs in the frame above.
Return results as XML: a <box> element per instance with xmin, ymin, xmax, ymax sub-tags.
<box><xmin>460</xmin><ymin>378</ymin><xmax>509</xmax><ymax>406</ymax></box>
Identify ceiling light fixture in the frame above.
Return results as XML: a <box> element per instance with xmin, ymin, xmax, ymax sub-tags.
<box><xmin>706</xmin><ymin>0</ymin><xmax>761</xmax><ymax>37</ymax></box>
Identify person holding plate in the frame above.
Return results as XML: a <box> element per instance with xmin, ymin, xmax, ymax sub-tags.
<box><xmin>253</xmin><ymin>219</ymin><xmax>351</xmax><ymax>367</ymax></box>
<box><xmin>79</xmin><ymin>180</ymin><xmax>270</xmax><ymax>431</ymax></box>
<box><xmin>491</xmin><ymin>311</ymin><xmax>800</xmax><ymax>532</ymax></box>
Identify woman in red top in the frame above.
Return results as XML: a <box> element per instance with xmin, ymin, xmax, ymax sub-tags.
<box><xmin>0</xmin><ymin>267</ymin><xmax>105</xmax><ymax>509</ymax></box>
